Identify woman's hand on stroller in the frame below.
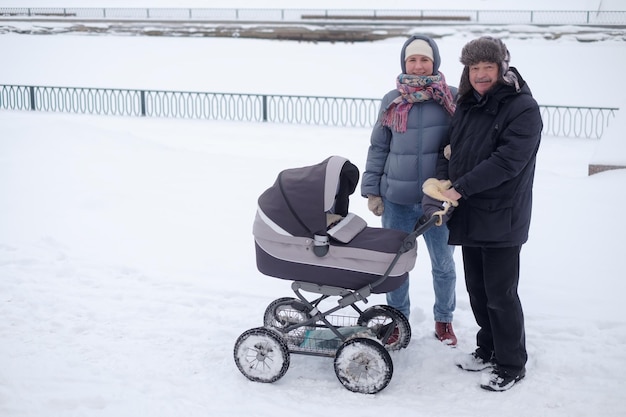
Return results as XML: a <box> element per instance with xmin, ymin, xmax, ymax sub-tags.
<box><xmin>421</xmin><ymin>195</ymin><xmax>454</xmax><ymax>226</ymax></box>
<box><xmin>420</xmin><ymin>178</ymin><xmax>459</xmax><ymax>226</ymax></box>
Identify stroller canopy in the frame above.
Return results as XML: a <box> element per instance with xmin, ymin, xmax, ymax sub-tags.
<box><xmin>257</xmin><ymin>156</ymin><xmax>359</xmax><ymax>238</ymax></box>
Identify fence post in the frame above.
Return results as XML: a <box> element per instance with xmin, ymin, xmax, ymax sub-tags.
<box><xmin>262</xmin><ymin>95</ymin><xmax>268</xmax><ymax>122</ymax></box>
<box><xmin>140</xmin><ymin>90</ymin><xmax>146</xmax><ymax>116</ymax></box>
<box><xmin>29</xmin><ymin>86</ymin><xmax>36</xmax><ymax>111</ymax></box>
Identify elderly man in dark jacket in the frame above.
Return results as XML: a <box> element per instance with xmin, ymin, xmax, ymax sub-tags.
<box><xmin>436</xmin><ymin>36</ymin><xmax>542</xmax><ymax>391</ymax></box>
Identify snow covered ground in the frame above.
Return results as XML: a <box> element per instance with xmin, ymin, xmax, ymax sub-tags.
<box><xmin>1</xmin><ymin>1</ymin><xmax>626</xmax><ymax>416</ymax></box>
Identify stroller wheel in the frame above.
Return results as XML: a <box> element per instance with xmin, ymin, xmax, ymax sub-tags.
<box><xmin>263</xmin><ymin>297</ymin><xmax>313</xmax><ymax>345</ymax></box>
<box><xmin>357</xmin><ymin>305</ymin><xmax>411</xmax><ymax>350</ymax></box>
<box><xmin>334</xmin><ymin>337</ymin><xmax>393</xmax><ymax>394</ymax></box>
<box><xmin>233</xmin><ymin>327</ymin><xmax>290</xmax><ymax>383</ymax></box>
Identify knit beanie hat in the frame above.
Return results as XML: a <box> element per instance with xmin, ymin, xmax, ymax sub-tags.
<box><xmin>400</xmin><ymin>35</ymin><xmax>441</xmax><ymax>75</ymax></box>
<box><xmin>404</xmin><ymin>39</ymin><xmax>434</xmax><ymax>62</ymax></box>
<box><xmin>458</xmin><ymin>36</ymin><xmax>518</xmax><ymax>96</ymax></box>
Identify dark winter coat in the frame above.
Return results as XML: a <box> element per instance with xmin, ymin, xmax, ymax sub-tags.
<box><xmin>361</xmin><ymin>35</ymin><xmax>456</xmax><ymax>205</ymax></box>
<box><xmin>437</xmin><ymin>67</ymin><xmax>542</xmax><ymax>247</ymax></box>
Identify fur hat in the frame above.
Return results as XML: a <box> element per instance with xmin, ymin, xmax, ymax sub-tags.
<box><xmin>404</xmin><ymin>39</ymin><xmax>434</xmax><ymax>62</ymax></box>
<box><xmin>458</xmin><ymin>36</ymin><xmax>516</xmax><ymax>97</ymax></box>
<box><xmin>460</xmin><ymin>36</ymin><xmax>510</xmax><ymax>69</ymax></box>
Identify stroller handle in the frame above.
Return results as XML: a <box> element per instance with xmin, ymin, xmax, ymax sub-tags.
<box><xmin>412</xmin><ymin>214</ymin><xmax>439</xmax><ymax>239</ymax></box>
<box><xmin>396</xmin><ymin>215</ymin><xmax>439</xmax><ymax>255</ymax></box>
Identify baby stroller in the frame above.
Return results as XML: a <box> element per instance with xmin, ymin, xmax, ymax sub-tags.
<box><xmin>233</xmin><ymin>156</ymin><xmax>437</xmax><ymax>394</ymax></box>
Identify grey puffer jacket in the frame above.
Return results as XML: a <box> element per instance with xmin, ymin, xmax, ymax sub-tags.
<box><xmin>361</xmin><ymin>35</ymin><xmax>456</xmax><ymax>205</ymax></box>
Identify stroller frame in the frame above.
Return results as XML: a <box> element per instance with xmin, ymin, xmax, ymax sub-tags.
<box><xmin>277</xmin><ymin>213</ymin><xmax>437</xmax><ymax>353</ymax></box>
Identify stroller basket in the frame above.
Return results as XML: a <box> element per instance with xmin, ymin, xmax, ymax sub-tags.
<box><xmin>282</xmin><ymin>312</ymin><xmax>374</xmax><ymax>354</ymax></box>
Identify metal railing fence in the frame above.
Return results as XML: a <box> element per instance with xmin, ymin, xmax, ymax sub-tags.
<box><xmin>0</xmin><ymin>7</ymin><xmax>625</xmax><ymax>25</ymax></box>
<box><xmin>0</xmin><ymin>84</ymin><xmax>618</xmax><ymax>139</ymax></box>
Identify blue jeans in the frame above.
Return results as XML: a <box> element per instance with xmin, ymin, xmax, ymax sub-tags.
<box><xmin>382</xmin><ymin>198</ymin><xmax>456</xmax><ymax>322</ymax></box>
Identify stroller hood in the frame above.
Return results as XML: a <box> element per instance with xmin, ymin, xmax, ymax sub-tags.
<box><xmin>257</xmin><ymin>155</ymin><xmax>359</xmax><ymax>237</ymax></box>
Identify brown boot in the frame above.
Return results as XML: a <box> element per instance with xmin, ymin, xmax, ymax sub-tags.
<box><xmin>435</xmin><ymin>322</ymin><xmax>457</xmax><ymax>346</ymax></box>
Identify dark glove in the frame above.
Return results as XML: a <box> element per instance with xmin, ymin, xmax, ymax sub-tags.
<box><xmin>421</xmin><ymin>194</ymin><xmax>455</xmax><ymax>226</ymax></box>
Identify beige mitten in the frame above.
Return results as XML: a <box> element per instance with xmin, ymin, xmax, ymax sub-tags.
<box><xmin>422</xmin><ymin>178</ymin><xmax>458</xmax><ymax>207</ymax></box>
<box><xmin>367</xmin><ymin>195</ymin><xmax>384</xmax><ymax>216</ymax></box>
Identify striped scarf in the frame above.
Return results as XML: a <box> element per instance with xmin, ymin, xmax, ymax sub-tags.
<box><xmin>381</xmin><ymin>72</ymin><xmax>456</xmax><ymax>133</ymax></box>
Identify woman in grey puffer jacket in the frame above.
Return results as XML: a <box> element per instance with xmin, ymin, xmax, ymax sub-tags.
<box><xmin>361</xmin><ymin>34</ymin><xmax>459</xmax><ymax>345</ymax></box>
